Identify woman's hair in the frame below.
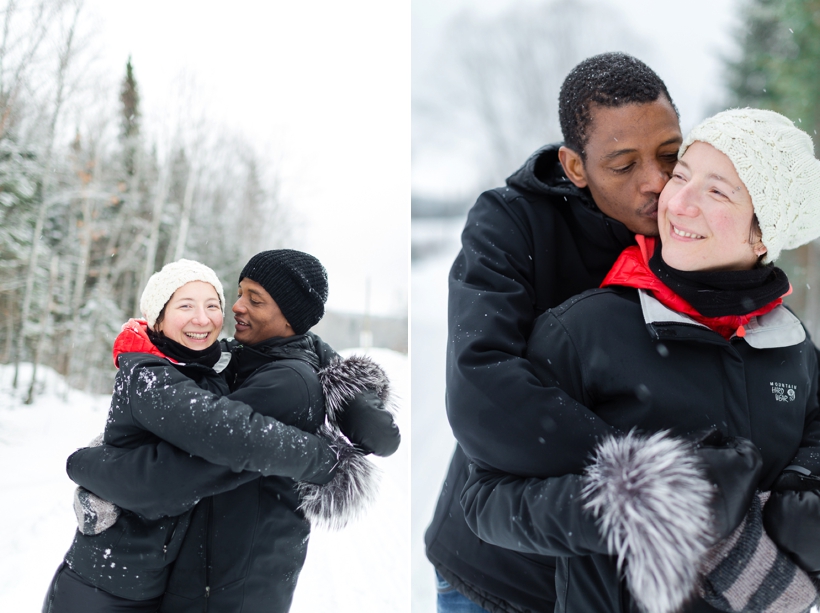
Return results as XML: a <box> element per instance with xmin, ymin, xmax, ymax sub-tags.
<box><xmin>558</xmin><ymin>52</ymin><xmax>678</xmax><ymax>160</ymax></box>
<box><xmin>153</xmin><ymin>305</ymin><xmax>168</xmax><ymax>331</ymax></box>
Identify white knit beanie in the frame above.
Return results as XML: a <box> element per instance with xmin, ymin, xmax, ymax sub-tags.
<box><xmin>680</xmin><ymin>108</ymin><xmax>820</xmax><ymax>263</ymax></box>
<box><xmin>139</xmin><ymin>259</ymin><xmax>226</xmax><ymax>328</ymax></box>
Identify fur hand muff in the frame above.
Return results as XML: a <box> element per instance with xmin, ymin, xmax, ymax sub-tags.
<box><xmin>299</xmin><ymin>355</ymin><xmax>394</xmax><ymax>530</ymax></box>
<box><xmin>582</xmin><ymin>430</ymin><xmax>715</xmax><ymax>613</ymax></box>
<box><xmin>318</xmin><ymin>355</ymin><xmax>394</xmax><ymax>425</ymax></box>
<box><xmin>296</xmin><ymin>426</ymin><xmax>380</xmax><ymax>530</ymax></box>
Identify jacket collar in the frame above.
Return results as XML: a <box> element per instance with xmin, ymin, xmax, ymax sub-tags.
<box><xmin>242</xmin><ymin>334</ymin><xmax>320</xmax><ymax>368</ymax></box>
<box><xmin>229</xmin><ymin>333</ymin><xmax>321</xmax><ymax>389</ymax></box>
<box><xmin>603</xmin><ymin>236</ymin><xmax>785</xmax><ymax>340</ymax></box>
<box><xmin>639</xmin><ymin>290</ymin><xmax>805</xmax><ymax>348</ymax></box>
<box><xmin>112</xmin><ymin>319</ymin><xmax>171</xmax><ymax>368</ymax></box>
<box><xmin>112</xmin><ymin>318</ymin><xmax>232</xmax><ymax>371</ymax></box>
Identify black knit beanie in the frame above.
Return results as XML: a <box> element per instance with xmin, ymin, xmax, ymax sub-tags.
<box><xmin>239</xmin><ymin>249</ymin><xmax>328</xmax><ymax>335</ymax></box>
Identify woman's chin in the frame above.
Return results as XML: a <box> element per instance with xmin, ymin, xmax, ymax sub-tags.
<box><xmin>661</xmin><ymin>245</ymin><xmax>695</xmax><ymax>272</ymax></box>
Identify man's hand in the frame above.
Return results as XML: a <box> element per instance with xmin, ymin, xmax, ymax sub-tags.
<box><xmin>694</xmin><ymin>430</ymin><xmax>763</xmax><ymax>540</ymax></box>
<box><xmin>763</xmin><ymin>467</ymin><xmax>820</xmax><ymax>575</ymax></box>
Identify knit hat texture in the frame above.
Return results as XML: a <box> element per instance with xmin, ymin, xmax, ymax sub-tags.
<box><xmin>239</xmin><ymin>249</ymin><xmax>328</xmax><ymax>335</ymax></box>
<box><xmin>680</xmin><ymin>108</ymin><xmax>820</xmax><ymax>263</ymax></box>
<box><xmin>139</xmin><ymin>259</ymin><xmax>225</xmax><ymax>328</ymax></box>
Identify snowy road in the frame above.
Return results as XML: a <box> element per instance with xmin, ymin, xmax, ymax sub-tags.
<box><xmin>410</xmin><ymin>218</ymin><xmax>464</xmax><ymax>612</ymax></box>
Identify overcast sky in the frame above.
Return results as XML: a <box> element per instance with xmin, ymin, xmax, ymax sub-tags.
<box><xmin>412</xmin><ymin>0</ymin><xmax>742</xmax><ymax>198</ymax></box>
<box><xmin>83</xmin><ymin>0</ymin><xmax>409</xmax><ymax>317</ymax></box>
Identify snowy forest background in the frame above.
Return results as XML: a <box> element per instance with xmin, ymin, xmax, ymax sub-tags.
<box><xmin>412</xmin><ymin>0</ymin><xmax>820</xmax><ymax>609</ymax></box>
<box><xmin>0</xmin><ymin>0</ymin><xmax>302</xmax><ymax>400</ymax></box>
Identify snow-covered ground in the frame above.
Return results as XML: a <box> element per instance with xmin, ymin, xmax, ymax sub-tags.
<box><xmin>410</xmin><ymin>217</ymin><xmax>464</xmax><ymax>612</ymax></box>
<box><xmin>0</xmin><ymin>348</ymin><xmax>409</xmax><ymax>612</ymax></box>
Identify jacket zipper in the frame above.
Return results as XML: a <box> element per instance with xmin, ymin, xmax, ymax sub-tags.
<box><xmin>162</xmin><ymin>516</ymin><xmax>180</xmax><ymax>560</ymax></box>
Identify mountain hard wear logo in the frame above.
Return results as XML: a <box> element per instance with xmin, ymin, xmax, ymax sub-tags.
<box><xmin>771</xmin><ymin>382</ymin><xmax>797</xmax><ymax>402</ymax></box>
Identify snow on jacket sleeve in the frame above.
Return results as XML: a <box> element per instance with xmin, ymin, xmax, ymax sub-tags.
<box><xmin>446</xmin><ymin>191</ymin><xmax>617</xmax><ymax>476</ymax></box>
<box><xmin>116</xmin><ymin>354</ymin><xmax>337</xmax><ymax>480</ymax></box>
<box><xmin>67</xmin><ymin>442</ymin><xmax>261</xmax><ymax>520</ymax></box>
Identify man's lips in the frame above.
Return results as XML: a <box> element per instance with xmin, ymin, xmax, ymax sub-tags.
<box><xmin>642</xmin><ymin>201</ymin><xmax>659</xmax><ymax>219</ymax></box>
<box><xmin>235</xmin><ymin>319</ymin><xmax>250</xmax><ymax>329</ymax></box>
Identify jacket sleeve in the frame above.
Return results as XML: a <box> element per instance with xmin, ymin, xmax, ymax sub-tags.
<box><xmin>462</xmin><ymin>430</ymin><xmax>718</xmax><ymax>613</ymax></box>
<box><xmin>461</xmin><ymin>463</ymin><xmax>605</xmax><ymax>557</ymax></box>
<box><xmin>446</xmin><ymin>190</ymin><xmax>617</xmax><ymax>476</ymax></box>
<box><xmin>67</xmin><ymin>442</ymin><xmax>261</xmax><ymax>520</ymax></box>
<box><xmin>119</xmin><ymin>355</ymin><xmax>337</xmax><ymax>480</ymax></box>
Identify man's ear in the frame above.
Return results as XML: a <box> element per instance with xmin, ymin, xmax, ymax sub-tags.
<box><xmin>558</xmin><ymin>145</ymin><xmax>588</xmax><ymax>189</ymax></box>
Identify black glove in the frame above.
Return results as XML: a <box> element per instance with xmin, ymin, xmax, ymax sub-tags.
<box><xmin>694</xmin><ymin>429</ymin><xmax>763</xmax><ymax>541</ymax></box>
<box><xmin>763</xmin><ymin>466</ymin><xmax>820</xmax><ymax>575</ymax></box>
<box><xmin>337</xmin><ymin>389</ymin><xmax>400</xmax><ymax>457</ymax></box>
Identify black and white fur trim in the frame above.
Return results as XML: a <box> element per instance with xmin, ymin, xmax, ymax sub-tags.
<box><xmin>297</xmin><ymin>425</ymin><xmax>381</xmax><ymax>531</ymax></box>
<box><xmin>318</xmin><ymin>354</ymin><xmax>394</xmax><ymax>427</ymax></box>
<box><xmin>297</xmin><ymin>355</ymin><xmax>392</xmax><ymax>530</ymax></box>
<box><xmin>582</xmin><ymin>430</ymin><xmax>715</xmax><ymax>613</ymax></box>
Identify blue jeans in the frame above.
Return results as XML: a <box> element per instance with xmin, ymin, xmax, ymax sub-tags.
<box><xmin>435</xmin><ymin>571</ymin><xmax>491</xmax><ymax>613</ymax></box>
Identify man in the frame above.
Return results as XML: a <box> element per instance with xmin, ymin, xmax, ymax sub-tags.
<box><xmin>68</xmin><ymin>249</ymin><xmax>400</xmax><ymax>612</ymax></box>
<box><xmin>425</xmin><ymin>52</ymin><xmax>683</xmax><ymax>612</ymax></box>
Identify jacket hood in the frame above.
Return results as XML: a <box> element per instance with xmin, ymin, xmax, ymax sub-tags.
<box><xmin>112</xmin><ymin>319</ymin><xmax>172</xmax><ymax>368</ymax></box>
<box><xmin>506</xmin><ymin>144</ymin><xmax>591</xmax><ymax>202</ymax></box>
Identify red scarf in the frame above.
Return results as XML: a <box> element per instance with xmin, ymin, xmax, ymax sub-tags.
<box><xmin>112</xmin><ymin>319</ymin><xmax>175</xmax><ymax>367</ymax></box>
<box><xmin>600</xmin><ymin>236</ymin><xmax>786</xmax><ymax>339</ymax></box>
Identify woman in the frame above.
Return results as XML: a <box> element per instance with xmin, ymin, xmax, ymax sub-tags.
<box><xmin>461</xmin><ymin>109</ymin><xmax>820</xmax><ymax>613</ymax></box>
<box><xmin>42</xmin><ymin>259</ymin><xmax>362</xmax><ymax>612</ymax></box>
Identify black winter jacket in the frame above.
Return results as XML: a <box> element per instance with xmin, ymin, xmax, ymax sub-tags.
<box><xmin>424</xmin><ymin>145</ymin><xmax>635</xmax><ymax>612</ymax></box>
<box><xmin>65</xmin><ymin>347</ymin><xmax>337</xmax><ymax>601</ymax></box>
<box><xmin>69</xmin><ymin>333</ymin><xmax>383</xmax><ymax>612</ymax></box>
<box><xmin>160</xmin><ymin>335</ymin><xmax>326</xmax><ymax>612</ymax></box>
<box><xmin>461</xmin><ymin>287</ymin><xmax>820</xmax><ymax>613</ymax></box>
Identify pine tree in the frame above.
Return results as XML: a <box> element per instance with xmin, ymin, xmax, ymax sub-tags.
<box><xmin>725</xmin><ymin>0</ymin><xmax>784</xmax><ymax>110</ymax></box>
<box><xmin>119</xmin><ymin>57</ymin><xmax>141</xmax><ymax>178</ymax></box>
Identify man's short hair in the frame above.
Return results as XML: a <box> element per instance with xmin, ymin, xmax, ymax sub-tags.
<box><xmin>558</xmin><ymin>52</ymin><xmax>678</xmax><ymax>160</ymax></box>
